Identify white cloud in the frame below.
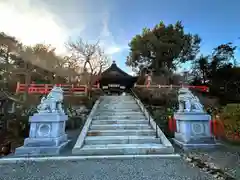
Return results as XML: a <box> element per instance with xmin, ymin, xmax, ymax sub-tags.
<box><xmin>128</xmin><ymin>71</ymin><xmax>136</xmax><ymax>76</ymax></box>
<box><xmin>0</xmin><ymin>0</ymin><xmax>70</xmax><ymax>55</ymax></box>
<box><xmin>98</xmin><ymin>12</ymin><xmax>126</xmax><ymax>55</ymax></box>
<box><xmin>106</xmin><ymin>47</ymin><xmax>121</xmax><ymax>55</ymax></box>
<box><xmin>0</xmin><ymin>0</ymin><xmax>126</xmax><ymax>57</ymax></box>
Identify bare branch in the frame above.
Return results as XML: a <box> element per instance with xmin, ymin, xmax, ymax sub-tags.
<box><xmin>65</xmin><ymin>37</ymin><xmax>110</xmax><ymax>86</ymax></box>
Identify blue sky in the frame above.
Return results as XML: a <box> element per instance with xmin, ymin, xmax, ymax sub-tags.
<box><xmin>1</xmin><ymin>0</ymin><xmax>240</xmax><ymax>74</ymax></box>
<box><xmin>79</xmin><ymin>0</ymin><xmax>240</xmax><ymax>73</ymax></box>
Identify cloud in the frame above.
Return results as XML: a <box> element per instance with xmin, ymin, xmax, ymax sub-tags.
<box><xmin>0</xmin><ymin>0</ymin><xmax>72</xmax><ymax>55</ymax></box>
<box><xmin>106</xmin><ymin>47</ymin><xmax>121</xmax><ymax>55</ymax></box>
<box><xmin>0</xmin><ymin>0</ymin><xmax>126</xmax><ymax>57</ymax></box>
<box><xmin>98</xmin><ymin>12</ymin><xmax>127</xmax><ymax>55</ymax></box>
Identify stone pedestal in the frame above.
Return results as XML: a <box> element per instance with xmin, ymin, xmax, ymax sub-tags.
<box><xmin>172</xmin><ymin>112</ymin><xmax>217</xmax><ymax>150</ymax></box>
<box><xmin>15</xmin><ymin>113</ymin><xmax>70</xmax><ymax>156</ymax></box>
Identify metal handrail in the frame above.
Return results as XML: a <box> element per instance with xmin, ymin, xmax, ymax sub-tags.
<box><xmin>130</xmin><ymin>88</ymin><xmax>158</xmax><ymax>138</ymax></box>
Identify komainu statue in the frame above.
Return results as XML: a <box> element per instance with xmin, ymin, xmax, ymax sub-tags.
<box><xmin>178</xmin><ymin>88</ymin><xmax>204</xmax><ymax>113</ymax></box>
<box><xmin>37</xmin><ymin>86</ymin><xmax>65</xmax><ymax>114</ymax></box>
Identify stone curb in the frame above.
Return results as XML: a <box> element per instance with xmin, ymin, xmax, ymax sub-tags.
<box><xmin>72</xmin><ymin>98</ymin><xmax>101</xmax><ymax>154</ymax></box>
<box><xmin>0</xmin><ymin>154</ymin><xmax>181</xmax><ymax>164</ymax></box>
<box><xmin>134</xmin><ymin>97</ymin><xmax>175</xmax><ymax>153</ymax></box>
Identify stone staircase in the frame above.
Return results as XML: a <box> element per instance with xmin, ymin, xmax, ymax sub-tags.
<box><xmin>72</xmin><ymin>95</ymin><xmax>174</xmax><ymax>156</ymax></box>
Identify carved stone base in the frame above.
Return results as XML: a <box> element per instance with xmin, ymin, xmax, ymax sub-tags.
<box><xmin>23</xmin><ymin>134</ymin><xmax>68</xmax><ymax>147</ymax></box>
<box><xmin>14</xmin><ymin>112</ymin><xmax>70</xmax><ymax>156</ymax></box>
<box><xmin>172</xmin><ymin>138</ymin><xmax>219</xmax><ymax>151</ymax></box>
<box><xmin>173</xmin><ymin>112</ymin><xmax>219</xmax><ymax>150</ymax></box>
<box><xmin>15</xmin><ymin>140</ymin><xmax>71</xmax><ymax>156</ymax></box>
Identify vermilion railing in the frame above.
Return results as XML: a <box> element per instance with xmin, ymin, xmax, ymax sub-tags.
<box><xmin>15</xmin><ymin>82</ymin><xmax>100</xmax><ymax>95</ymax></box>
<box><xmin>134</xmin><ymin>84</ymin><xmax>209</xmax><ymax>92</ymax></box>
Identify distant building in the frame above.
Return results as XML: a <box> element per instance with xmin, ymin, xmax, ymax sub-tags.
<box><xmin>98</xmin><ymin>61</ymin><xmax>138</xmax><ymax>94</ymax></box>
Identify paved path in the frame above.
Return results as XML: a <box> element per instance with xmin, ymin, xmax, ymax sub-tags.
<box><xmin>0</xmin><ymin>158</ymin><xmax>214</xmax><ymax>180</ymax></box>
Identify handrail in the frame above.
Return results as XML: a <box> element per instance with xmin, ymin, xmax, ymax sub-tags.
<box><xmin>130</xmin><ymin>88</ymin><xmax>158</xmax><ymax>138</ymax></box>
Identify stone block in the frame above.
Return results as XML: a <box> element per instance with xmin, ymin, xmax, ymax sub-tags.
<box><xmin>15</xmin><ymin>113</ymin><xmax>70</xmax><ymax>156</ymax></box>
<box><xmin>15</xmin><ymin>86</ymin><xmax>70</xmax><ymax>156</ymax></box>
<box><xmin>172</xmin><ymin>112</ymin><xmax>218</xmax><ymax>150</ymax></box>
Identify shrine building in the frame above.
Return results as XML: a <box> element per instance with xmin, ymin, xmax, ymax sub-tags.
<box><xmin>98</xmin><ymin>61</ymin><xmax>137</xmax><ymax>94</ymax></box>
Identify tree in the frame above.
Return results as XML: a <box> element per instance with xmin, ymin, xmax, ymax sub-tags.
<box><xmin>191</xmin><ymin>42</ymin><xmax>237</xmax><ymax>85</ymax></box>
<box><xmin>190</xmin><ymin>42</ymin><xmax>239</xmax><ymax>103</ymax></box>
<box><xmin>192</xmin><ymin>55</ymin><xmax>209</xmax><ymax>84</ymax></box>
<box><xmin>19</xmin><ymin>44</ymin><xmax>78</xmax><ymax>82</ymax></box>
<box><xmin>126</xmin><ymin>21</ymin><xmax>201</xmax><ymax>75</ymax></box>
<box><xmin>0</xmin><ymin>33</ymin><xmax>24</xmax><ymax>130</ymax></box>
<box><xmin>0</xmin><ymin>32</ymin><xmax>20</xmax><ymax>90</ymax></box>
<box><xmin>66</xmin><ymin>37</ymin><xmax>110</xmax><ymax>85</ymax></box>
<box><xmin>207</xmin><ymin>43</ymin><xmax>237</xmax><ymax>85</ymax></box>
<box><xmin>0</xmin><ymin>32</ymin><xmax>81</xmax><ymax>106</ymax></box>
<box><xmin>0</xmin><ymin>31</ymin><xmax>102</xmax><ymax>134</ymax></box>
<box><xmin>212</xmin><ymin>42</ymin><xmax>236</xmax><ymax>65</ymax></box>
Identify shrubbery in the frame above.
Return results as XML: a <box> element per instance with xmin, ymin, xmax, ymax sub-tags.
<box><xmin>133</xmin><ymin>88</ymin><xmax>178</xmax><ymax>137</ymax></box>
<box><xmin>134</xmin><ymin>87</ymin><xmax>240</xmax><ymax>144</ymax></box>
<box><xmin>219</xmin><ymin>104</ymin><xmax>240</xmax><ymax>143</ymax></box>
<box><xmin>151</xmin><ymin>107</ymin><xmax>175</xmax><ymax>138</ymax></box>
<box><xmin>133</xmin><ymin>87</ymin><xmax>178</xmax><ymax>107</ymax></box>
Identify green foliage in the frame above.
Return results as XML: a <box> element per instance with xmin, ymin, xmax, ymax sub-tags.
<box><xmin>192</xmin><ymin>43</ymin><xmax>237</xmax><ymax>83</ymax></box>
<box><xmin>134</xmin><ymin>88</ymin><xmax>177</xmax><ymax>137</ymax></box>
<box><xmin>126</xmin><ymin>21</ymin><xmax>201</xmax><ymax>74</ymax></box>
<box><xmin>212</xmin><ymin>42</ymin><xmax>237</xmax><ymax>65</ymax></box>
<box><xmin>152</xmin><ymin>107</ymin><xmax>174</xmax><ymax>138</ymax></box>
<box><xmin>220</xmin><ymin>104</ymin><xmax>240</xmax><ymax>140</ymax></box>
<box><xmin>192</xmin><ymin>55</ymin><xmax>209</xmax><ymax>84</ymax></box>
<box><xmin>191</xmin><ymin>42</ymin><xmax>239</xmax><ymax>103</ymax></box>
<box><xmin>134</xmin><ymin>88</ymin><xmax>178</xmax><ymax>108</ymax></box>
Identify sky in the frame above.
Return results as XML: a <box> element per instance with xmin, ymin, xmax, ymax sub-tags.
<box><xmin>0</xmin><ymin>0</ymin><xmax>240</xmax><ymax>75</ymax></box>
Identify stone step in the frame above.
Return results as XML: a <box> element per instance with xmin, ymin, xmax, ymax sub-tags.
<box><xmin>91</xmin><ymin>119</ymin><xmax>149</xmax><ymax>125</ymax></box>
<box><xmin>84</xmin><ymin>136</ymin><xmax>161</xmax><ymax>145</ymax></box>
<box><xmin>90</xmin><ymin>124</ymin><xmax>151</xmax><ymax>130</ymax></box>
<box><xmin>98</xmin><ymin>104</ymin><xmax>139</xmax><ymax>108</ymax></box>
<box><xmin>87</xmin><ymin>129</ymin><xmax>155</xmax><ymax>136</ymax></box>
<box><xmin>103</xmin><ymin>96</ymin><xmax>133</xmax><ymax>98</ymax></box>
<box><xmin>100</xmin><ymin>100</ymin><xmax>137</xmax><ymax>103</ymax></box>
<box><xmin>94</xmin><ymin>111</ymin><xmax>143</xmax><ymax>116</ymax></box>
<box><xmin>96</xmin><ymin>108</ymin><xmax>141</xmax><ymax>112</ymax></box>
<box><xmin>97</xmin><ymin>106</ymin><xmax>140</xmax><ymax>110</ymax></box>
<box><xmin>75</xmin><ymin>143</ymin><xmax>171</xmax><ymax>155</ymax></box>
<box><xmin>100</xmin><ymin>100</ymin><xmax>136</xmax><ymax>103</ymax></box>
<box><xmin>102</xmin><ymin>99</ymin><xmax>135</xmax><ymax>102</ymax></box>
<box><xmin>92</xmin><ymin>115</ymin><xmax>146</xmax><ymax>120</ymax></box>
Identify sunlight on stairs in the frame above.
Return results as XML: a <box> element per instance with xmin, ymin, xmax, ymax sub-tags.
<box><xmin>72</xmin><ymin>95</ymin><xmax>175</xmax><ymax>156</ymax></box>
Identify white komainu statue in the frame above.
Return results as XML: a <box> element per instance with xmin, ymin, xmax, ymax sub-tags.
<box><xmin>178</xmin><ymin>88</ymin><xmax>204</xmax><ymax>113</ymax></box>
<box><xmin>37</xmin><ymin>86</ymin><xmax>65</xmax><ymax>114</ymax></box>
<box><xmin>191</xmin><ymin>95</ymin><xmax>204</xmax><ymax>112</ymax></box>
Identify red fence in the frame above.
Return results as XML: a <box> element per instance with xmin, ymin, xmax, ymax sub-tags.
<box><xmin>15</xmin><ymin>82</ymin><xmax>100</xmax><ymax>95</ymax></box>
<box><xmin>135</xmin><ymin>84</ymin><xmax>209</xmax><ymax>92</ymax></box>
<box><xmin>15</xmin><ymin>82</ymin><xmax>209</xmax><ymax>94</ymax></box>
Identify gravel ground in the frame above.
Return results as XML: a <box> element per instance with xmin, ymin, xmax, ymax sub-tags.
<box><xmin>2</xmin><ymin>131</ymin><xmax>239</xmax><ymax>180</ymax></box>
<box><xmin>183</xmin><ymin>145</ymin><xmax>240</xmax><ymax>179</ymax></box>
<box><xmin>0</xmin><ymin>158</ymin><xmax>214</xmax><ymax>180</ymax></box>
